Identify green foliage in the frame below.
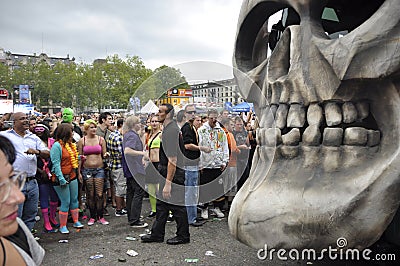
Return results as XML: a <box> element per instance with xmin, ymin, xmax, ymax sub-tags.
<box><xmin>134</xmin><ymin>65</ymin><xmax>188</xmax><ymax>104</ymax></box>
<box><xmin>0</xmin><ymin>54</ymin><xmax>176</xmax><ymax>113</ymax></box>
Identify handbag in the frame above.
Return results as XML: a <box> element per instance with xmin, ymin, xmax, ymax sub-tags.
<box><xmin>51</xmin><ymin>173</ymin><xmax>71</xmax><ymax>184</ymax></box>
<box><xmin>42</xmin><ymin>159</ymin><xmax>52</xmax><ymax>180</ymax></box>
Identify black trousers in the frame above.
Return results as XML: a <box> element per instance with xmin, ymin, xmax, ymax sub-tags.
<box><xmin>236</xmin><ymin>160</ymin><xmax>249</xmax><ymax>191</ymax></box>
<box><xmin>199</xmin><ymin>168</ymin><xmax>224</xmax><ymax>209</ymax></box>
<box><xmin>150</xmin><ymin>183</ymin><xmax>190</xmax><ymax>241</ymax></box>
<box><xmin>126</xmin><ymin>174</ymin><xmax>145</xmax><ymax>224</ymax></box>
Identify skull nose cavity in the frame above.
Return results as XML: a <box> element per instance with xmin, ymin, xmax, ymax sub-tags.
<box><xmin>257</xmin><ymin>100</ymin><xmax>381</xmax><ymax>157</ymax></box>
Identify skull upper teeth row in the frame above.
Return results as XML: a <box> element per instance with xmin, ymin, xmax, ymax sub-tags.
<box><xmin>257</xmin><ymin>101</ymin><xmax>381</xmax><ymax>150</ymax></box>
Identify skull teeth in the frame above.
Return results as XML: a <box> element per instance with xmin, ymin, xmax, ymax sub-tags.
<box><xmin>275</xmin><ymin>104</ymin><xmax>289</xmax><ymax>129</ymax></box>
<box><xmin>342</xmin><ymin>102</ymin><xmax>358</xmax><ymax>124</ymax></box>
<box><xmin>302</xmin><ymin>125</ymin><xmax>321</xmax><ymax>146</ymax></box>
<box><xmin>324</xmin><ymin>102</ymin><xmax>342</xmax><ymax>126</ymax></box>
<box><xmin>367</xmin><ymin>130</ymin><xmax>381</xmax><ymax>147</ymax></box>
<box><xmin>343</xmin><ymin>127</ymin><xmax>368</xmax><ymax>146</ymax></box>
<box><xmin>287</xmin><ymin>104</ymin><xmax>306</xmax><ymax>128</ymax></box>
<box><xmin>282</xmin><ymin>128</ymin><xmax>301</xmax><ymax>146</ymax></box>
<box><xmin>356</xmin><ymin>101</ymin><xmax>370</xmax><ymax>120</ymax></box>
<box><xmin>307</xmin><ymin>103</ymin><xmax>324</xmax><ymax>126</ymax></box>
<box><xmin>322</xmin><ymin>128</ymin><xmax>343</xmax><ymax>147</ymax></box>
<box><xmin>257</xmin><ymin>101</ymin><xmax>381</xmax><ymax>154</ymax></box>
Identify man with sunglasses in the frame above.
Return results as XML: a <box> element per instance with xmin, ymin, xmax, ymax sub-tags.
<box><xmin>181</xmin><ymin>105</ymin><xmax>211</xmax><ymax>227</ymax></box>
<box><xmin>0</xmin><ymin>112</ymin><xmax>50</xmax><ymax>231</ymax></box>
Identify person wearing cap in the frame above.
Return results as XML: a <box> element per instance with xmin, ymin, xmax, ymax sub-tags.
<box><xmin>33</xmin><ymin>123</ymin><xmax>60</xmax><ymax>233</ymax></box>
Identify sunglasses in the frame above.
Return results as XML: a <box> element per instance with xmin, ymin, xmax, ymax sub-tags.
<box><xmin>186</xmin><ymin>111</ymin><xmax>196</xmax><ymax>114</ymax></box>
<box><xmin>34</xmin><ymin>127</ymin><xmax>46</xmax><ymax>133</ymax></box>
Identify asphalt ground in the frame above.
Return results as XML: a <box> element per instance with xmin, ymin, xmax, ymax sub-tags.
<box><xmin>34</xmin><ymin>198</ymin><xmax>399</xmax><ymax>266</ymax></box>
<box><xmin>34</xmin><ymin>198</ymin><xmax>278</xmax><ymax>266</ymax></box>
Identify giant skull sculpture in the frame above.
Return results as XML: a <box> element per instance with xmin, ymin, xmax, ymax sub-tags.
<box><xmin>229</xmin><ymin>0</ymin><xmax>400</xmax><ymax>250</ymax></box>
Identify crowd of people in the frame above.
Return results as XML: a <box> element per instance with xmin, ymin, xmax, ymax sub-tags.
<box><xmin>0</xmin><ymin>104</ymin><xmax>258</xmax><ymax>263</ymax></box>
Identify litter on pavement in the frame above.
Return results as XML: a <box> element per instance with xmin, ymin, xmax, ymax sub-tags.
<box><xmin>205</xmin><ymin>251</ymin><xmax>216</xmax><ymax>256</ymax></box>
<box><xmin>185</xmin><ymin>258</ymin><xmax>199</xmax><ymax>263</ymax></box>
<box><xmin>89</xmin><ymin>254</ymin><xmax>104</xmax><ymax>260</ymax></box>
<box><xmin>126</xmin><ymin>250</ymin><xmax>139</xmax><ymax>257</ymax></box>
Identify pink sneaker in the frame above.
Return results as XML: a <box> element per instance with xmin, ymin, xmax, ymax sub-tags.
<box><xmin>88</xmin><ymin>218</ymin><xmax>96</xmax><ymax>226</ymax></box>
<box><xmin>98</xmin><ymin>218</ymin><xmax>109</xmax><ymax>225</ymax></box>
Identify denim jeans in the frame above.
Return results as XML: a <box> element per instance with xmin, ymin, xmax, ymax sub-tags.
<box><xmin>18</xmin><ymin>179</ymin><xmax>39</xmax><ymax>231</ymax></box>
<box><xmin>185</xmin><ymin>165</ymin><xmax>199</xmax><ymax>224</ymax></box>
<box><xmin>81</xmin><ymin>167</ymin><xmax>105</xmax><ymax>180</ymax></box>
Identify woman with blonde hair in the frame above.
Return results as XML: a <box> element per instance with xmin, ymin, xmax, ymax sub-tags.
<box><xmin>145</xmin><ymin>115</ymin><xmax>162</xmax><ymax>217</ymax></box>
<box><xmin>77</xmin><ymin>119</ymin><xmax>110</xmax><ymax>226</ymax></box>
<box><xmin>50</xmin><ymin>123</ymin><xmax>84</xmax><ymax>234</ymax></box>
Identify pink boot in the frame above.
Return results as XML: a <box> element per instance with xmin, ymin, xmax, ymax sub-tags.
<box><xmin>41</xmin><ymin>208</ymin><xmax>56</xmax><ymax>233</ymax></box>
<box><xmin>49</xmin><ymin>201</ymin><xmax>59</xmax><ymax>227</ymax></box>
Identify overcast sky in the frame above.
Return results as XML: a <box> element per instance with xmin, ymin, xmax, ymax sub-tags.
<box><xmin>1</xmin><ymin>0</ymin><xmax>244</xmax><ymax>81</ymax></box>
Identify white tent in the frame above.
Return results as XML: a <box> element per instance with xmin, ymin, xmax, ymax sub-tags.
<box><xmin>139</xmin><ymin>100</ymin><xmax>159</xmax><ymax>114</ymax></box>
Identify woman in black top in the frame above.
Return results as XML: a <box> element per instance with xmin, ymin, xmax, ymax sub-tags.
<box><xmin>34</xmin><ymin>123</ymin><xmax>60</xmax><ymax>232</ymax></box>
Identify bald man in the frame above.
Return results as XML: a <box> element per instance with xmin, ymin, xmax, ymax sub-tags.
<box><xmin>0</xmin><ymin>112</ymin><xmax>50</xmax><ymax>230</ymax></box>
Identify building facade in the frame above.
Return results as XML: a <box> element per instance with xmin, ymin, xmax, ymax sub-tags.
<box><xmin>0</xmin><ymin>48</ymin><xmax>75</xmax><ymax>69</ymax></box>
<box><xmin>190</xmin><ymin>78</ymin><xmax>244</xmax><ymax>106</ymax></box>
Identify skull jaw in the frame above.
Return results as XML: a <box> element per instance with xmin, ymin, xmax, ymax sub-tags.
<box><xmin>228</xmin><ymin>81</ymin><xmax>400</xmax><ymax>250</ymax></box>
<box><xmin>229</xmin><ymin>150</ymin><xmax>400</xmax><ymax>250</ymax></box>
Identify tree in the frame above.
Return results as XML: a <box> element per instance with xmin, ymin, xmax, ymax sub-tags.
<box><xmin>0</xmin><ymin>63</ymin><xmax>13</xmax><ymax>90</ymax></box>
<box><xmin>0</xmin><ymin>53</ymin><xmax>155</xmax><ymax>113</ymax></box>
<box><xmin>135</xmin><ymin>65</ymin><xmax>188</xmax><ymax>103</ymax></box>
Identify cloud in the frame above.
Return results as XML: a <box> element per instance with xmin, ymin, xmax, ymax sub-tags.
<box><xmin>0</xmin><ymin>0</ymin><xmax>243</xmax><ymax>78</ymax></box>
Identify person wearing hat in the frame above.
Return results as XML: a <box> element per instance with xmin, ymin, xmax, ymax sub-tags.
<box><xmin>33</xmin><ymin>123</ymin><xmax>60</xmax><ymax>232</ymax></box>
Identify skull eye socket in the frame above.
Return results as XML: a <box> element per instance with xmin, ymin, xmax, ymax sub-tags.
<box><xmin>321</xmin><ymin>0</ymin><xmax>385</xmax><ymax>38</ymax></box>
<box><xmin>267</xmin><ymin>7</ymin><xmax>300</xmax><ymax>53</ymax></box>
<box><xmin>234</xmin><ymin>3</ymin><xmax>301</xmax><ymax>73</ymax></box>
<box><xmin>234</xmin><ymin>0</ymin><xmax>386</xmax><ymax>73</ymax></box>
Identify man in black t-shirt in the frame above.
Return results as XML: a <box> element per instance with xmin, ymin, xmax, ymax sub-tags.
<box><xmin>141</xmin><ymin>104</ymin><xmax>190</xmax><ymax>245</ymax></box>
<box><xmin>181</xmin><ymin>104</ymin><xmax>210</xmax><ymax>227</ymax></box>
